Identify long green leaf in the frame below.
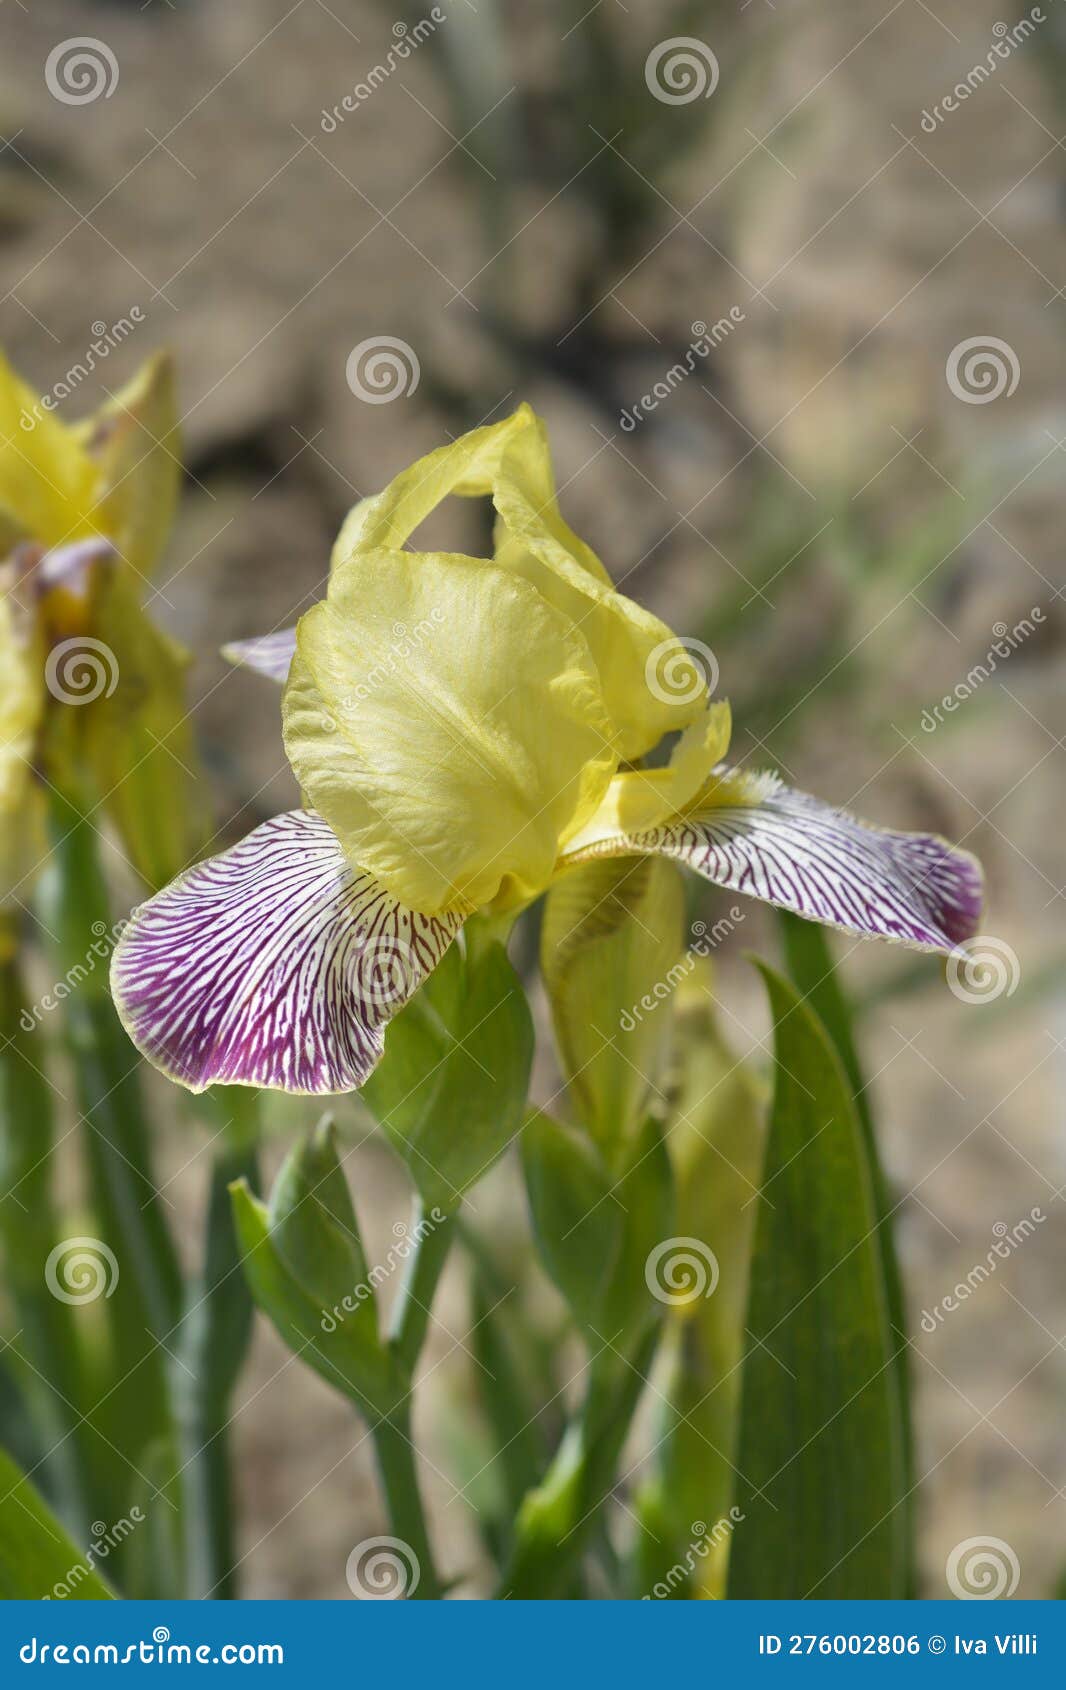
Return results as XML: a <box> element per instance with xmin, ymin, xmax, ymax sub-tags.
<box><xmin>727</xmin><ymin>962</ymin><xmax>907</xmax><ymax>1598</ymax></box>
<box><xmin>0</xmin><ymin>1447</ymin><xmax>115</xmax><ymax>1599</ymax></box>
<box><xmin>778</xmin><ymin>911</ymin><xmax>915</xmax><ymax>1592</ymax></box>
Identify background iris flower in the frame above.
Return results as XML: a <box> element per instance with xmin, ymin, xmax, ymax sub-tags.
<box><xmin>0</xmin><ymin>351</ymin><xmax>205</xmax><ymax>902</ymax></box>
<box><xmin>112</xmin><ymin>408</ymin><xmax>983</xmax><ymax>1096</ymax></box>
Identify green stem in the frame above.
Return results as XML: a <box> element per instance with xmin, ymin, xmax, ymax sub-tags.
<box><xmin>369</xmin><ymin>1407</ymin><xmax>443</xmax><ymax>1600</ymax></box>
<box><xmin>40</xmin><ymin>793</ymin><xmax>182</xmax><ymax>1564</ymax></box>
<box><xmin>499</xmin><ymin>1326</ymin><xmax>659</xmax><ymax>1599</ymax></box>
<box><xmin>175</xmin><ymin>1120</ymin><xmax>258</xmax><ymax>1599</ymax></box>
<box><xmin>370</xmin><ymin>1192</ymin><xmax>455</xmax><ymax>1596</ymax></box>
<box><xmin>0</xmin><ymin>938</ymin><xmax>99</xmax><ymax>1533</ymax></box>
<box><xmin>386</xmin><ymin>1195</ymin><xmax>455</xmax><ymax>1377</ymax></box>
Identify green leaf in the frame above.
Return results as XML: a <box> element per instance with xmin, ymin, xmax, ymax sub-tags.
<box><xmin>778</xmin><ymin>911</ymin><xmax>915</xmax><ymax>1592</ymax></box>
<box><xmin>83</xmin><ymin>568</ymin><xmax>209</xmax><ymax>890</ymax></box>
<box><xmin>727</xmin><ymin>962</ymin><xmax>907</xmax><ymax>1599</ymax></box>
<box><xmin>541</xmin><ymin>856</ymin><xmax>684</xmax><ymax>1148</ymax></box>
<box><xmin>599</xmin><ymin>1115</ymin><xmax>675</xmax><ymax>1346</ymax></box>
<box><xmin>634</xmin><ymin>967</ymin><xmax>766</xmax><ymax>1597</ymax></box>
<box><xmin>361</xmin><ymin>936</ymin><xmax>533</xmax><ymax>1212</ymax></box>
<box><xmin>268</xmin><ymin>1118</ymin><xmax>374</xmax><ymax>1329</ymax></box>
<box><xmin>230</xmin><ymin>1180</ymin><xmax>397</xmax><ymax>1418</ymax></box>
<box><xmin>522</xmin><ymin>1111</ymin><xmax>621</xmax><ymax>1336</ymax></box>
<box><xmin>0</xmin><ymin>1447</ymin><xmax>115</xmax><ymax>1599</ymax></box>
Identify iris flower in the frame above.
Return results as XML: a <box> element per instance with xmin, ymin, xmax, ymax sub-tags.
<box><xmin>0</xmin><ymin>349</ymin><xmax>203</xmax><ymax>900</ymax></box>
<box><xmin>112</xmin><ymin>407</ymin><xmax>982</xmax><ymax>1095</ymax></box>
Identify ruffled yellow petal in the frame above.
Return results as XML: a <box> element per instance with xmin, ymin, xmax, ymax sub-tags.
<box><xmin>330</xmin><ymin>408</ymin><xmax>532</xmax><ymax>564</ymax></box>
<box><xmin>492</xmin><ymin>415</ymin><xmax>708</xmax><ymax>760</ymax></box>
<box><xmin>0</xmin><ymin>581</ymin><xmax>46</xmax><ymax>906</ymax></box>
<box><xmin>562</xmin><ymin>701</ymin><xmax>732</xmax><ymax>853</ymax></box>
<box><xmin>0</xmin><ymin>352</ymin><xmax>97</xmax><ymax>549</ymax></box>
<box><xmin>73</xmin><ymin>351</ymin><xmax>180</xmax><ymax>578</ymax></box>
<box><xmin>283</xmin><ymin>547</ymin><xmax>617</xmax><ymax>915</ymax></box>
<box><xmin>331</xmin><ymin>404</ymin><xmax>709</xmax><ymax>764</ymax></box>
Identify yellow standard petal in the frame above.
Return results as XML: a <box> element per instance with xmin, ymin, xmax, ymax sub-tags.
<box><xmin>0</xmin><ymin>352</ymin><xmax>97</xmax><ymax>549</ymax></box>
<box><xmin>491</xmin><ymin>413</ymin><xmax>710</xmax><ymax>761</ymax></box>
<box><xmin>74</xmin><ymin>351</ymin><xmax>181</xmax><ymax>579</ymax></box>
<box><xmin>330</xmin><ymin>404</ymin><xmax>711</xmax><ymax>763</ymax></box>
<box><xmin>283</xmin><ymin>547</ymin><xmax>617</xmax><ymax>915</ymax></box>
<box><xmin>562</xmin><ymin>700</ymin><xmax>732</xmax><ymax>854</ymax></box>
<box><xmin>0</xmin><ymin>579</ymin><xmax>46</xmax><ymax>906</ymax></box>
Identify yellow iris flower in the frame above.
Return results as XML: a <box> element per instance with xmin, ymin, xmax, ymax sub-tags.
<box><xmin>0</xmin><ymin>349</ymin><xmax>202</xmax><ymax>902</ymax></box>
<box><xmin>113</xmin><ymin>406</ymin><xmax>981</xmax><ymax>1095</ymax></box>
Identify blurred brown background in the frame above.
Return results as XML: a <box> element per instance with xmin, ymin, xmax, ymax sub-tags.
<box><xmin>2</xmin><ymin>0</ymin><xmax>1063</xmax><ymax>1596</ymax></box>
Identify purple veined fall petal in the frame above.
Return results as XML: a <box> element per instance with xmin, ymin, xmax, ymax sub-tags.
<box><xmin>111</xmin><ymin>809</ymin><xmax>462</xmax><ymax>1094</ymax></box>
<box><xmin>561</xmin><ymin>771</ymin><xmax>982</xmax><ymax>955</ymax></box>
<box><xmin>222</xmin><ymin>626</ymin><xmax>298</xmax><ymax>683</ymax></box>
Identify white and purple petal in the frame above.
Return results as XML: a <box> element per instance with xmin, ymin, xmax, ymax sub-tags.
<box><xmin>564</xmin><ymin>772</ymin><xmax>982</xmax><ymax>954</ymax></box>
<box><xmin>222</xmin><ymin>627</ymin><xmax>297</xmax><ymax>683</ymax></box>
<box><xmin>111</xmin><ymin>810</ymin><xmax>461</xmax><ymax>1093</ymax></box>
